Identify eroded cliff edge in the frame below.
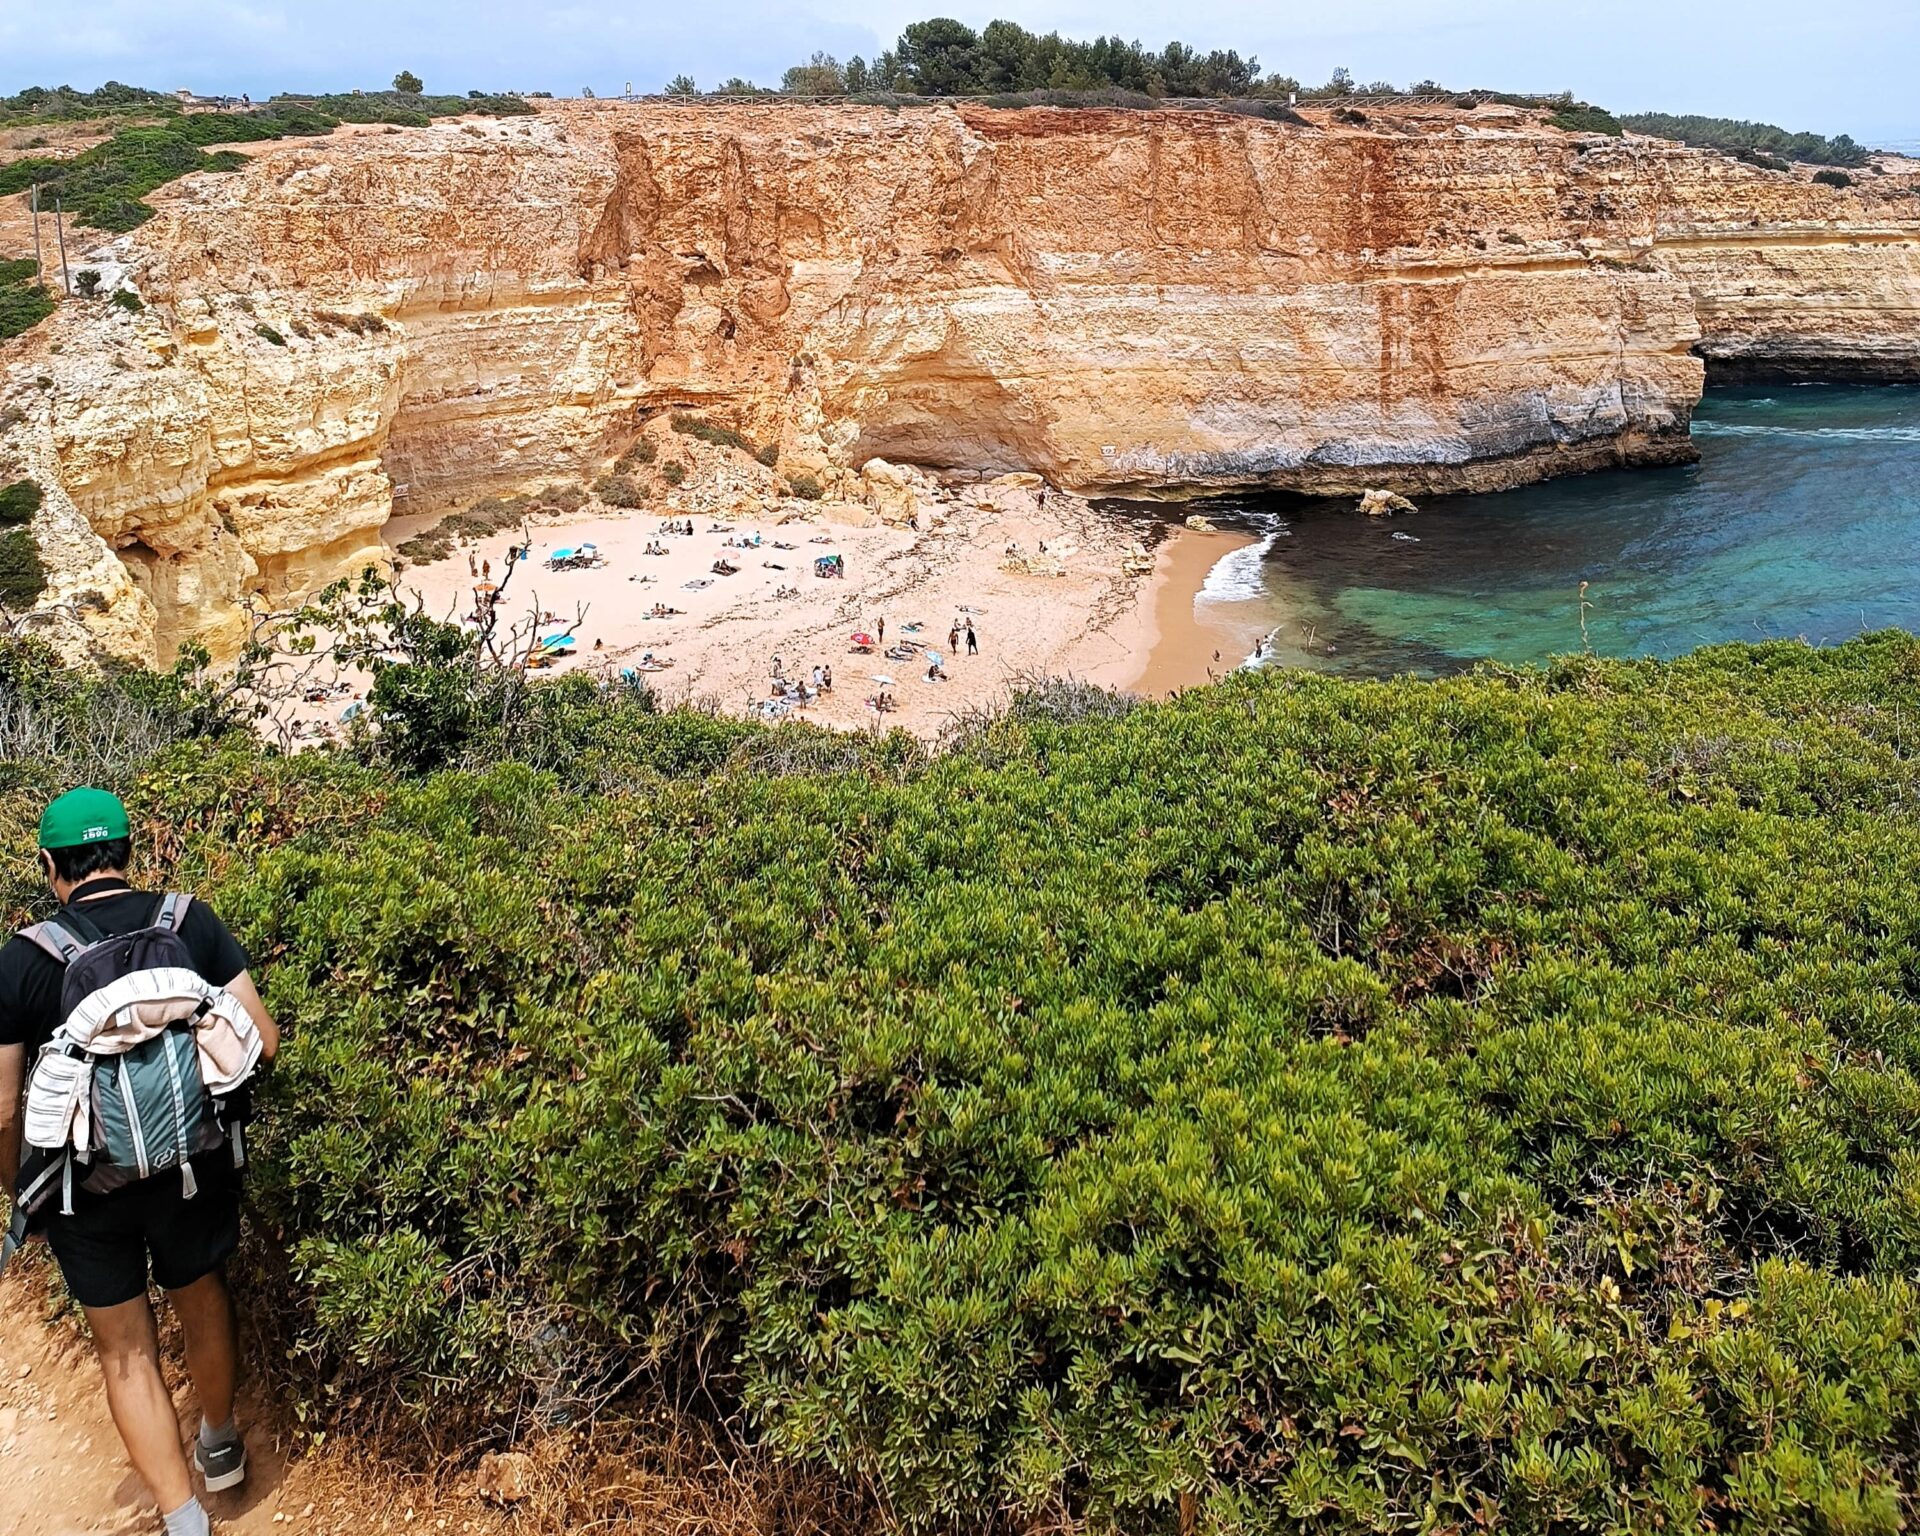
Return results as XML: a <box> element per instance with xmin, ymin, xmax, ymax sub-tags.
<box><xmin>2</xmin><ymin>100</ymin><xmax>1916</xmax><ymax>664</ymax></box>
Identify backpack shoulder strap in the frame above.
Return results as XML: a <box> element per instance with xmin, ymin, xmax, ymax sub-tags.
<box><xmin>16</xmin><ymin>921</ymin><xmax>85</xmax><ymax>966</ymax></box>
<box><xmin>155</xmin><ymin>892</ymin><xmax>192</xmax><ymax>932</ymax></box>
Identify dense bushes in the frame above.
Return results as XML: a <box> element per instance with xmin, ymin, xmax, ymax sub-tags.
<box><xmin>1620</xmin><ymin>112</ymin><xmax>1870</xmax><ymax>167</ymax></box>
<box><xmin>1548</xmin><ymin>104</ymin><xmax>1623</xmax><ymax>137</ymax></box>
<box><xmin>0</xmin><ymin>258</ymin><xmax>55</xmax><ymax>341</ymax></box>
<box><xmin>9</xmin><ymin>634</ymin><xmax>1920</xmax><ymax>1529</ymax></box>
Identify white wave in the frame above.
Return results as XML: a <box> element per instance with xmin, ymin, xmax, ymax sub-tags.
<box><xmin>1693</xmin><ymin>421</ymin><xmax>1920</xmax><ymax>443</ymax></box>
<box><xmin>1197</xmin><ymin>531</ymin><xmax>1277</xmax><ymax>604</ymax></box>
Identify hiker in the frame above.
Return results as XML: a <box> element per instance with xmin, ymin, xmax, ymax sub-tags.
<box><xmin>966</xmin><ymin>619</ymin><xmax>979</xmax><ymax>655</ymax></box>
<box><xmin>0</xmin><ymin>790</ymin><xmax>279</xmax><ymax>1535</ymax></box>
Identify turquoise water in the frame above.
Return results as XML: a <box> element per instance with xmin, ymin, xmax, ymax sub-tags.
<box><xmin>1192</xmin><ymin>386</ymin><xmax>1920</xmax><ymax>676</ymax></box>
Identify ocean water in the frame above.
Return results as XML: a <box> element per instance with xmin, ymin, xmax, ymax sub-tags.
<box><xmin>1191</xmin><ymin>385</ymin><xmax>1920</xmax><ymax>676</ymax></box>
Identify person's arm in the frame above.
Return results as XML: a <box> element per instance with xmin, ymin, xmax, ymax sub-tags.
<box><xmin>0</xmin><ymin>1044</ymin><xmax>23</xmax><ymax>1196</ymax></box>
<box><xmin>225</xmin><ymin>971</ymin><xmax>279</xmax><ymax>1062</ymax></box>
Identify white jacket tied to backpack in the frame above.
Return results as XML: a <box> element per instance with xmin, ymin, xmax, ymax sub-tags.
<box><xmin>7</xmin><ymin>893</ymin><xmax>264</xmax><ymax>1250</ymax></box>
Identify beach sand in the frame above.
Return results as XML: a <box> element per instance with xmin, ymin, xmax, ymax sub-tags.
<box><xmin>385</xmin><ymin>481</ymin><xmax>1229</xmax><ymax>739</ymax></box>
<box><xmin>1109</xmin><ymin>526</ymin><xmax>1275</xmax><ymax>699</ymax></box>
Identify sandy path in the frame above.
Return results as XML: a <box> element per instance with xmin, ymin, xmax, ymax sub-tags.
<box><xmin>0</xmin><ymin>1259</ymin><xmax>513</xmax><ymax>1535</ymax></box>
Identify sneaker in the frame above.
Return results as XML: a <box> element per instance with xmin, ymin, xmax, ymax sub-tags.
<box><xmin>194</xmin><ymin>1433</ymin><xmax>247</xmax><ymax>1493</ymax></box>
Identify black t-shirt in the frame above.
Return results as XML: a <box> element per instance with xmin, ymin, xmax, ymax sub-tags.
<box><xmin>0</xmin><ymin>878</ymin><xmax>252</xmax><ymax>1055</ymax></box>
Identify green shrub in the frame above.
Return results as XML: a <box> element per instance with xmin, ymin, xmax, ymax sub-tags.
<box><xmin>0</xmin><ymin>265</ymin><xmax>54</xmax><ymax>341</ymax></box>
<box><xmin>253</xmin><ymin>323</ymin><xmax>287</xmax><ymax>347</ymax></box>
<box><xmin>1549</xmin><ymin>103</ymin><xmax>1623</xmax><ymax>136</ymax></box>
<box><xmin>0</xmin><ymin>480</ymin><xmax>42</xmax><ymax>526</ymax></box>
<box><xmin>755</xmin><ymin>442</ymin><xmax>780</xmax><ymax>468</ymax></box>
<box><xmin>535</xmin><ymin>482</ymin><xmax>589</xmax><ymax>515</ymax></box>
<box><xmin>1813</xmin><ymin>168</ymin><xmax>1854</xmax><ymax>188</ymax></box>
<box><xmin>14</xmin><ymin>634</ymin><xmax>1920</xmax><ymax>1530</ymax></box>
<box><xmin>593</xmin><ymin>474</ymin><xmax>644</xmax><ymax>508</ymax></box>
<box><xmin>617</xmin><ymin>437</ymin><xmax>658</xmax><ymax>470</ymax></box>
<box><xmin>73</xmin><ymin>269</ymin><xmax>101</xmax><ymax>298</ymax></box>
<box><xmin>1619</xmin><ymin>112</ymin><xmax>1868</xmax><ymax>167</ymax></box>
<box><xmin>109</xmin><ymin>287</ymin><xmax>145</xmax><ymax>313</ymax></box>
<box><xmin>660</xmin><ymin>461</ymin><xmax>686</xmax><ymax>487</ymax></box>
<box><xmin>786</xmin><ymin>472</ymin><xmax>824</xmax><ymax>499</ymax></box>
<box><xmin>0</xmin><ymin>528</ymin><xmax>46</xmax><ymax>608</ymax></box>
<box><xmin>670</xmin><ymin>412</ymin><xmax>753</xmax><ymax>453</ymax></box>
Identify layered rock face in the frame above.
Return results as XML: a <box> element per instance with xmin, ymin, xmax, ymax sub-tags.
<box><xmin>2</xmin><ymin>101</ymin><xmax>1915</xmax><ymax>664</ymax></box>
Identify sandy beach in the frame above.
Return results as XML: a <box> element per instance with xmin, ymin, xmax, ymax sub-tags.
<box><xmin>382</xmin><ymin>478</ymin><xmax>1261</xmax><ymax>739</ymax></box>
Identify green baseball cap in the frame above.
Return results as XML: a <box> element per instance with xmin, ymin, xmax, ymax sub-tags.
<box><xmin>38</xmin><ymin>788</ymin><xmax>131</xmax><ymax>850</ymax></box>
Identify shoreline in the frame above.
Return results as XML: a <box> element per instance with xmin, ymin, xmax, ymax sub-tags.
<box><xmin>1113</xmin><ymin>527</ymin><xmax>1274</xmax><ymax>699</ymax></box>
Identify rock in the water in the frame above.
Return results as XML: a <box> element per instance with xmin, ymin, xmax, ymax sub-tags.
<box><xmin>1359</xmin><ymin>489</ymin><xmax>1419</xmax><ymax>517</ymax></box>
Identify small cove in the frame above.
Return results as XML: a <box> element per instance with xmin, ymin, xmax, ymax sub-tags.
<box><xmin>1159</xmin><ymin>384</ymin><xmax>1920</xmax><ymax>677</ymax></box>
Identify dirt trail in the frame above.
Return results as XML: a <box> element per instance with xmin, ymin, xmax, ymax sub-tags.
<box><xmin>0</xmin><ymin>1259</ymin><xmax>509</xmax><ymax>1535</ymax></box>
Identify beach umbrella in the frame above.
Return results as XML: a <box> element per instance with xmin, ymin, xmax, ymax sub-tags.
<box><xmin>472</xmin><ymin>581</ymin><xmax>498</xmax><ymax>593</ymax></box>
<box><xmin>850</xmin><ymin>631</ymin><xmax>875</xmax><ymax>647</ymax></box>
<box><xmin>550</xmin><ymin>546</ymin><xmax>575</xmax><ymax>561</ymax></box>
<box><xmin>871</xmin><ymin>675</ymin><xmax>895</xmax><ymax>686</ymax></box>
<box><xmin>340</xmin><ymin>702</ymin><xmax>364</xmax><ymax>722</ymax></box>
<box><xmin>922</xmin><ymin>650</ymin><xmax>944</xmax><ymax>666</ymax></box>
<box><xmin>541</xmin><ymin>634</ymin><xmax>573</xmax><ymax>650</ymax></box>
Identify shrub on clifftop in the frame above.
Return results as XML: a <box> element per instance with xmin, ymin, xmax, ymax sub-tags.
<box><xmin>0</xmin><ymin>481</ymin><xmax>42</xmax><ymax>526</ymax></box>
<box><xmin>0</xmin><ymin>528</ymin><xmax>46</xmax><ymax>609</ymax></box>
<box><xmin>6</xmin><ymin>634</ymin><xmax>1916</xmax><ymax>1531</ymax></box>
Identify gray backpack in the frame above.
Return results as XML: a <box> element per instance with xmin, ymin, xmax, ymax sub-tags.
<box><xmin>10</xmin><ymin>894</ymin><xmax>246</xmax><ymax>1226</ymax></box>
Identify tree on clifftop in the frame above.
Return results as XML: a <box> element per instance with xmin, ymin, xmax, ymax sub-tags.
<box><xmin>392</xmin><ymin>70</ymin><xmax>423</xmax><ymax>94</ymax></box>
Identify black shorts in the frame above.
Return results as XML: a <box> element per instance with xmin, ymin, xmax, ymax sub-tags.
<box><xmin>43</xmin><ymin>1154</ymin><xmax>240</xmax><ymax>1309</ymax></box>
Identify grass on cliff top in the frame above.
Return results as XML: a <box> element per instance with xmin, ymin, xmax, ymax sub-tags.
<box><xmin>0</xmin><ymin>90</ymin><xmax>531</xmax><ymax>232</ymax></box>
<box><xmin>0</xmin><ymin>258</ymin><xmax>55</xmax><ymax>341</ymax></box>
<box><xmin>7</xmin><ymin>630</ymin><xmax>1920</xmax><ymax>1531</ymax></box>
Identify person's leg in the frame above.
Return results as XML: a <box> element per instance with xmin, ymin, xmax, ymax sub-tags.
<box><xmin>167</xmin><ymin>1269</ymin><xmax>237</xmax><ymax>1430</ymax></box>
<box><xmin>85</xmin><ymin>1295</ymin><xmax>193</xmax><ymax>1512</ymax></box>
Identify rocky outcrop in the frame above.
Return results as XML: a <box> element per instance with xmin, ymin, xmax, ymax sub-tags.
<box><xmin>2</xmin><ymin>101</ymin><xmax>1915</xmax><ymax>664</ymax></box>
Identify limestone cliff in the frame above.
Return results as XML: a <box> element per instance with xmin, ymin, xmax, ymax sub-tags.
<box><xmin>1</xmin><ymin>101</ymin><xmax>1915</xmax><ymax>665</ymax></box>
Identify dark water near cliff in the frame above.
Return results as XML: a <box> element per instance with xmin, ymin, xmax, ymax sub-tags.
<box><xmin>1189</xmin><ymin>385</ymin><xmax>1920</xmax><ymax>677</ymax></box>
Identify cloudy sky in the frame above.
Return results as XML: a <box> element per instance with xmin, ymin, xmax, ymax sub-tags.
<box><xmin>6</xmin><ymin>0</ymin><xmax>1916</xmax><ymax>148</ymax></box>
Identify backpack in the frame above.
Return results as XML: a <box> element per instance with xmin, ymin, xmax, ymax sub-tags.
<box><xmin>6</xmin><ymin>893</ymin><xmax>263</xmax><ymax>1245</ymax></box>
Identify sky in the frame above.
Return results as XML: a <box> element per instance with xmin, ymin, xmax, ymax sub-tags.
<box><xmin>4</xmin><ymin>0</ymin><xmax>1916</xmax><ymax>149</ymax></box>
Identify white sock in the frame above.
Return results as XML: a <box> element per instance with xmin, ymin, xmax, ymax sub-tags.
<box><xmin>162</xmin><ymin>1497</ymin><xmax>210</xmax><ymax>1536</ymax></box>
<box><xmin>198</xmin><ymin>1414</ymin><xmax>239</xmax><ymax>1449</ymax></box>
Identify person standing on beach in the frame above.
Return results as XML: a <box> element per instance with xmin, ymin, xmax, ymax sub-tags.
<box><xmin>948</xmin><ymin>622</ymin><xmax>961</xmax><ymax>654</ymax></box>
<box><xmin>877</xmin><ymin>617</ymin><xmax>886</xmax><ymax>646</ymax></box>
<box><xmin>966</xmin><ymin>619</ymin><xmax>979</xmax><ymax>656</ymax></box>
<box><xmin>468</xmin><ymin>551</ymin><xmax>478</xmax><ymax>578</ymax></box>
<box><xmin>0</xmin><ymin>790</ymin><xmax>280</xmax><ymax>1536</ymax></box>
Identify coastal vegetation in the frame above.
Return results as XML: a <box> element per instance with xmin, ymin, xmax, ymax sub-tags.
<box><xmin>4</xmin><ymin>626</ymin><xmax>1920</xmax><ymax>1530</ymax></box>
<box><xmin>1617</xmin><ymin>112</ymin><xmax>1870</xmax><ymax>168</ymax></box>
<box><xmin>0</xmin><ymin>258</ymin><xmax>54</xmax><ymax>341</ymax></box>
<box><xmin>0</xmin><ymin>89</ymin><xmax>531</xmax><ymax>231</ymax></box>
<box><xmin>0</xmin><ymin>479</ymin><xmax>46</xmax><ymax>609</ymax></box>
